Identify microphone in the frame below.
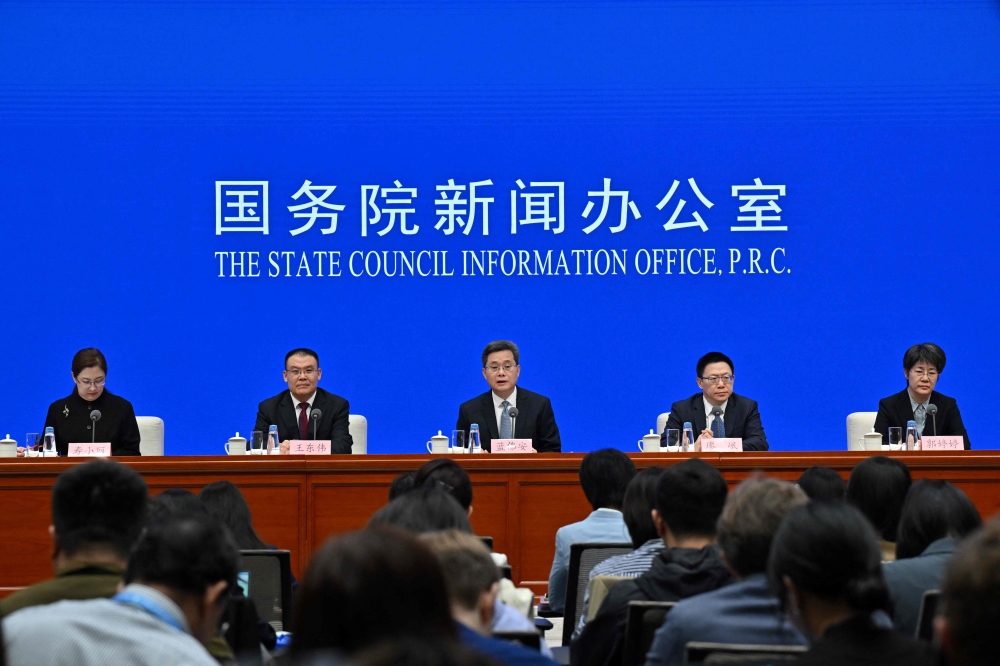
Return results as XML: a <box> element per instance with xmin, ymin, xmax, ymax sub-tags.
<box><xmin>310</xmin><ymin>408</ymin><xmax>322</xmax><ymax>439</ymax></box>
<box><xmin>710</xmin><ymin>407</ymin><xmax>723</xmax><ymax>437</ymax></box>
<box><xmin>507</xmin><ymin>407</ymin><xmax>518</xmax><ymax>439</ymax></box>
<box><xmin>90</xmin><ymin>410</ymin><xmax>102</xmax><ymax>444</ymax></box>
<box><xmin>927</xmin><ymin>404</ymin><xmax>938</xmax><ymax>436</ymax></box>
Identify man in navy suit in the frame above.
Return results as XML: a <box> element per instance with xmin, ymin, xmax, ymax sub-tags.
<box><xmin>456</xmin><ymin>340</ymin><xmax>561</xmax><ymax>453</ymax></box>
<box><xmin>661</xmin><ymin>351</ymin><xmax>769</xmax><ymax>451</ymax></box>
<box><xmin>255</xmin><ymin>348</ymin><xmax>353</xmax><ymax>454</ymax></box>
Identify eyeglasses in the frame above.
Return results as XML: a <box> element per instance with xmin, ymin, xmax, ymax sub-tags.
<box><xmin>288</xmin><ymin>368</ymin><xmax>317</xmax><ymax>377</ymax></box>
<box><xmin>700</xmin><ymin>375</ymin><xmax>734</xmax><ymax>385</ymax></box>
<box><xmin>911</xmin><ymin>370</ymin><xmax>939</xmax><ymax>379</ymax></box>
<box><xmin>485</xmin><ymin>364</ymin><xmax>517</xmax><ymax>374</ymax></box>
<box><xmin>77</xmin><ymin>378</ymin><xmax>105</xmax><ymax>387</ymax></box>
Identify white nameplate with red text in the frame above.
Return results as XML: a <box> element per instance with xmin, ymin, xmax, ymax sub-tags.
<box><xmin>700</xmin><ymin>438</ymin><xmax>743</xmax><ymax>452</ymax></box>
<box><xmin>921</xmin><ymin>436</ymin><xmax>964</xmax><ymax>451</ymax></box>
<box><xmin>491</xmin><ymin>439</ymin><xmax>533</xmax><ymax>453</ymax></box>
<box><xmin>68</xmin><ymin>443</ymin><xmax>111</xmax><ymax>457</ymax></box>
<box><xmin>289</xmin><ymin>440</ymin><xmax>333</xmax><ymax>455</ymax></box>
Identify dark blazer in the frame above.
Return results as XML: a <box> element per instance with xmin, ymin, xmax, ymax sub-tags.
<box><xmin>662</xmin><ymin>392</ymin><xmax>768</xmax><ymax>451</ymax></box>
<box><xmin>43</xmin><ymin>390</ymin><xmax>141</xmax><ymax>456</ymax></box>
<box><xmin>456</xmin><ymin>387</ymin><xmax>561</xmax><ymax>452</ymax></box>
<box><xmin>254</xmin><ymin>387</ymin><xmax>353</xmax><ymax>454</ymax></box>
<box><xmin>792</xmin><ymin>613</ymin><xmax>935</xmax><ymax>666</ymax></box>
<box><xmin>873</xmin><ymin>389</ymin><xmax>970</xmax><ymax>449</ymax></box>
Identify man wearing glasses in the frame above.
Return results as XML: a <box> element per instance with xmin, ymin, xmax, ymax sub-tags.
<box><xmin>455</xmin><ymin>340</ymin><xmax>562</xmax><ymax>452</ymax></box>
<box><xmin>661</xmin><ymin>351</ymin><xmax>769</xmax><ymax>451</ymax></box>
<box><xmin>256</xmin><ymin>348</ymin><xmax>353</xmax><ymax>454</ymax></box>
<box><xmin>873</xmin><ymin>342</ymin><xmax>970</xmax><ymax>449</ymax></box>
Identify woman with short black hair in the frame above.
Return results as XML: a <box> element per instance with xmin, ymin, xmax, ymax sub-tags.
<box><xmin>846</xmin><ymin>456</ymin><xmax>911</xmax><ymax>561</ymax></box>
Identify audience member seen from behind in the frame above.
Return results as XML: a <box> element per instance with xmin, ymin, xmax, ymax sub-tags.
<box><xmin>369</xmin><ymin>486</ymin><xmax>473</xmax><ymax>534</ymax></box>
<box><xmin>574</xmin><ymin>466</ymin><xmax>665</xmax><ymax>637</ymax></box>
<box><xmin>414</xmin><ymin>458</ymin><xmax>475</xmax><ymax>515</ymax></box>
<box><xmin>937</xmin><ymin>519</ymin><xmax>1000</xmax><ymax>666</ymax></box>
<box><xmin>873</xmin><ymin>342</ymin><xmax>970</xmax><ymax>449</ymax></box>
<box><xmin>199</xmin><ymin>481</ymin><xmax>269</xmax><ymax>550</ymax></box>
<box><xmin>3</xmin><ymin>514</ymin><xmax>238</xmax><ymax>666</ymax></box>
<box><xmin>796</xmin><ymin>466</ymin><xmax>846</xmax><ymax>503</ymax></box>
<box><xmin>571</xmin><ymin>459</ymin><xmax>733</xmax><ymax>666</ymax></box>
<box><xmin>547</xmin><ymin>448</ymin><xmax>636</xmax><ymax>612</ymax></box>
<box><xmin>389</xmin><ymin>471</ymin><xmax>417</xmax><ymax>501</ymax></box>
<box><xmin>421</xmin><ymin>531</ymin><xmax>555</xmax><ymax>666</ymax></box>
<box><xmin>846</xmin><ymin>456</ymin><xmax>911</xmax><ymax>561</ymax></box>
<box><xmin>1</xmin><ymin>459</ymin><xmax>148</xmax><ymax>616</ymax></box>
<box><xmin>882</xmin><ymin>480</ymin><xmax>982</xmax><ymax>636</ymax></box>
<box><xmin>290</xmin><ymin>528</ymin><xmax>457</xmax><ymax>659</ymax></box>
<box><xmin>354</xmin><ymin>638</ymin><xmax>500</xmax><ymax>666</ymax></box>
<box><xmin>769</xmin><ymin>502</ymin><xmax>936</xmax><ymax>666</ymax></box>
<box><xmin>644</xmin><ymin>477</ymin><xmax>808</xmax><ymax>666</ymax></box>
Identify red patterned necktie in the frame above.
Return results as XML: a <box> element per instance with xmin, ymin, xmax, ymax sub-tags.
<box><xmin>299</xmin><ymin>403</ymin><xmax>309</xmax><ymax>439</ymax></box>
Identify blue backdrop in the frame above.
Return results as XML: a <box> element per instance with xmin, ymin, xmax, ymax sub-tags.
<box><xmin>2</xmin><ymin>1</ymin><xmax>999</xmax><ymax>454</ymax></box>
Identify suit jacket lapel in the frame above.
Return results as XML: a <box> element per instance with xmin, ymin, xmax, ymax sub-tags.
<box><xmin>479</xmin><ymin>391</ymin><xmax>500</xmax><ymax>442</ymax></box>
<box><xmin>723</xmin><ymin>393</ymin><xmax>739</xmax><ymax>437</ymax></box>
<box><xmin>310</xmin><ymin>390</ymin><xmax>330</xmax><ymax>438</ymax></box>
<box><xmin>691</xmin><ymin>394</ymin><xmax>707</xmax><ymax>433</ymax></box>
<box><xmin>281</xmin><ymin>392</ymin><xmax>302</xmax><ymax>439</ymax></box>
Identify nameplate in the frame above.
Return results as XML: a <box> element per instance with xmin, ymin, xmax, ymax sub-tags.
<box><xmin>921</xmin><ymin>436</ymin><xmax>964</xmax><ymax>451</ymax></box>
<box><xmin>491</xmin><ymin>439</ymin><xmax>533</xmax><ymax>453</ymax></box>
<box><xmin>701</xmin><ymin>438</ymin><xmax>743</xmax><ymax>452</ymax></box>
<box><xmin>68</xmin><ymin>443</ymin><xmax>111</xmax><ymax>457</ymax></box>
<box><xmin>288</xmin><ymin>440</ymin><xmax>333</xmax><ymax>455</ymax></box>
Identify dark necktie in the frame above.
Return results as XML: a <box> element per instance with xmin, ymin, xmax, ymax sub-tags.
<box><xmin>712</xmin><ymin>414</ymin><xmax>726</xmax><ymax>438</ymax></box>
<box><xmin>299</xmin><ymin>402</ymin><xmax>310</xmax><ymax>439</ymax></box>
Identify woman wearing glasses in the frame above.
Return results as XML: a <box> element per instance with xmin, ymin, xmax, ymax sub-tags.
<box><xmin>39</xmin><ymin>347</ymin><xmax>141</xmax><ymax>456</ymax></box>
<box><xmin>873</xmin><ymin>343</ymin><xmax>970</xmax><ymax>449</ymax></box>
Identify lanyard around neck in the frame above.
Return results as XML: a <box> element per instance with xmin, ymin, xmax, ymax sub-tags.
<box><xmin>112</xmin><ymin>590</ymin><xmax>186</xmax><ymax>633</ymax></box>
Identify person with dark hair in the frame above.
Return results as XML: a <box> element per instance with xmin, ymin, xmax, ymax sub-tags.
<box><xmin>662</xmin><ymin>351</ymin><xmax>768</xmax><ymax>451</ymax></box>
<box><xmin>571</xmin><ymin>459</ymin><xmax>734</xmax><ymax>666</ymax></box>
<box><xmin>937</xmin><ymin>519</ymin><xmax>1000</xmax><ymax>666</ymax></box>
<box><xmin>874</xmin><ymin>342</ymin><xmax>970</xmax><ymax>449</ymax></box>
<box><xmin>455</xmin><ymin>340</ymin><xmax>561</xmax><ymax>452</ymax></box>
<box><xmin>354</xmin><ymin>638</ymin><xmax>500</xmax><ymax>666</ymax></box>
<box><xmin>645</xmin><ymin>477</ymin><xmax>808</xmax><ymax>665</ymax></box>
<box><xmin>797</xmin><ymin>466</ymin><xmax>846</xmax><ymax>503</ymax></box>
<box><xmin>290</xmin><ymin>528</ymin><xmax>457</xmax><ymax>658</ymax></box>
<box><xmin>199</xmin><ymin>481</ymin><xmax>268</xmax><ymax>550</ymax></box>
<box><xmin>769</xmin><ymin>502</ymin><xmax>935</xmax><ymax>666</ymax></box>
<box><xmin>3</xmin><ymin>514</ymin><xmax>238</xmax><ymax>666</ymax></box>
<box><xmin>369</xmin><ymin>486</ymin><xmax>473</xmax><ymax>534</ymax></box>
<box><xmin>846</xmin><ymin>456</ymin><xmax>912</xmax><ymax>561</ymax></box>
<box><xmin>254</xmin><ymin>347</ymin><xmax>353</xmax><ymax>454</ymax></box>
<box><xmin>421</xmin><ymin>531</ymin><xmax>555</xmax><ymax>666</ymax></box>
<box><xmin>1</xmin><ymin>460</ymin><xmax>148</xmax><ymax>616</ymax></box>
<box><xmin>35</xmin><ymin>347</ymin><xmax>141</xmax><ymax>456</ymax></box>
<box><xmin>414</xmin><ymin>458</ymin><xmax>474</xmax><ymax>512</ymax></box>
<box><xmin>882</xmin><ymin>480</ymin><xmax>982</xmax><ymax>636</ymax></box>
<box><xmin>146</xmin><ymin>488</ymin><xmax>208</xmax><ymax>526</ymax></box>
<box><xmin>546</xmin><ymin>449</ymin><xmax>636</xmax><ymax>613</ymax></box>
<box><xmin>390</xmin><ymin>471</ymin><xmax>417</xmax><ymax>501</ymax></box>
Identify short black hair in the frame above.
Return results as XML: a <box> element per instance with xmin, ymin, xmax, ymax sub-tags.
<box><xmin>797</xmin><ymin>466</ymin><xmax>846</xmax><ymax>503</ymax></box>
<box><xmin>769</xmin><ymin>502</ymin><xmax>891</xmax><ymax>615</ymax></box>
<box><xmin>71</xmin><ymin>347</ymin><xmax>108</xmax><ymax>377</ymax></box>
<box><xmin>481</xmin><ymin>340</ymin><xmax>519</xmax><ymax>367</ymax></box>
<box><xmin>354</xmin><ymin>638</ymin><xmax>497</xmax><ymax>666</ymax></box>
<box><xmin>389</xmin><ymin>472</ymin><xmax>417</xmax><ymax>501</ymax></box>
<box><xmin>623</xmin><ymin>467</ymin><xmax>664</xmax><ymax>547</ymax></box>
<box><xmin>895</xmin><ymin>480</ymin><xmax>982</xmax><ymax>560</ymax></box>
<box><xmin>146</xmin><ymin>488</ymin><xmax>208</xmax><ymax>527</ymax></box>
<box><xmin>654</xmin><ymin>459</ymin><xmax>728</xmax><ymax>538</ymax></box>
<box><xmin>697</xmin><ymin>351</ymin><xmax>734</xmax><ymax>377</ymax></box>
<box><xmin>941</xmin><ymin>520</ymin><xmax>1000</xmax><ymax>666</ymax></box>
<box><xmin>52</xmin><ymin>460</ymin><xmax>149</xmax><ymax>559</ymax></box>
<box><xmin>285</xmin><ymin>348</ymin><xmax>320</xmax><ymax>369</ymax></box>
<box><xmin>413</xmin><ymin>459</ymin><xmax>473</xmax><ymax>510</ymax></box>
<box><xmin>198</xmin><ymin>481</ymin><xmax>268</xmax><ymax>550</ymax></box>
<box><xmin>291</xmin><ymin>528</ymin><xmax>456</xmax><ymax>656</ymax></box>
<box><xmin>903</xmin><ymin>342</ymin><xmax>946</xmax><ymax>374</ymax></box>
<box><xmin>368</xmin><ymin>486</ymin><xmax>472</xmax><ymax>534</ymax></box>
<box><xmin>846</xmin><ymin>456</ymin><xmax>912</xmax><ymax>542</ymax></box>
<box><xmin>125</xmin><ymin>513</ymin><xmax>238</xmax><ymax>596</ymax></box>
<box><xmin>579</xmin><ymin>448</ymin><xmax>637</xmax><ymax>511</ymax></box>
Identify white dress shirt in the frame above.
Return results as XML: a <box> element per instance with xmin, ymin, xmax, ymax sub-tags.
<box><xmin>291</xmin><ymin>390</ymin><xmax>317</xmax><ymax>431</ymax></box>
<box><xmin>492</xmin><ymin>387</ymin><xmax>517</xmax><ymax>436</ymax></box>
<box><xmin>703</xmin><ymin>396</ymin><xmax>728</xmax><ymax>432</ymax></box>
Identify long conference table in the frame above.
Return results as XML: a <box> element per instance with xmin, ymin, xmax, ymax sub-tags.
<box><xmin>2</xmin><ymin>451</ymin><xmax>1000</xmax><ymax>597</ymax></box>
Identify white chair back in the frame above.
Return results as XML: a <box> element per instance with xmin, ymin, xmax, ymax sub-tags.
<box><xmin>349</xmin><ymin>414</ymin><xmax>367</xmax><ymax>454</ymax></box>
<box><xmin>655</xmin><ymin>412</ymin><xmax>670</xmax><ymax>435</ymax></box>
<box><xmin>846</xmin><ymin>412</ymin><xmax>878</xmax><ymax>450</ymax></box>
<box><xmin>136</xmin><ymin>416</ymin><xmax>164</xmax><ymax>456</ymax></box>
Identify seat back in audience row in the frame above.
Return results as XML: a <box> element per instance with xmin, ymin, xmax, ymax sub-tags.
<box><xmin>562</xmin><ymin>542</ymin><xmax>634</xmax><ymax>645</ymax></box>
<box><xmin>622</xmin><ymin>601</ymin><xmax>677</xmax><ymax>666</ymax></box>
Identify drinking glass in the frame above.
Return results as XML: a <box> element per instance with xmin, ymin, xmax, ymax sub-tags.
<box><xmin>664</xmin><ymin>429</ymin><xmax>680</xmax><ymax>451</ymax></box>
<box><xmin>888</xmin><ymin>427</ymin><xmax>902</xmax><ymax>450</ymax></box>
<box><xmin>451</xmin><ymin>430</ymin><xmax>466</xmax><ymax>452</ymax></box>
<box><xmin>24</xmin><ymin>433</ymin><xmax>40</xmax><ymax>457</ymax></box>
<box><xmin>249</xmin><ymin>431</ymin><xmax>265</xmax><ymax>455</ymax></box>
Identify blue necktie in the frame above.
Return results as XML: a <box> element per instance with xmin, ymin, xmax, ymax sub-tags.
<box><xmin>712</xmin><ymin>414</ymin><xmax>725</xmax><ymax>438</ymax></box>
<box><xmin>914</xmin><ymin>404</ymin><xmax>926</xmax><ymax>436</ymax></box>
<box><xmin>500</xmin><ymin>401</ymin><xmax>512</xmax><ymax>439</ymax></box>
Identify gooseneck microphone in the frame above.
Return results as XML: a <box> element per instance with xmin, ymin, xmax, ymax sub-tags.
<box><xmin>90</xmin><ymin>410</ymin><xmax>102</xmax><ymax>444</ymax></box>
<box><xmin>927</xmin><ymin>404</ymin><xmax>938</xmax><ymax>436</ymax></box>
<box><xmin>507</xmin><ymin>407</ymin><xmax>519</xmax><ymax>439</ymax></box>
<box><xmin>310</xmin><ymin>408</ymin><xmax>322</xmax><ymax>439</ymax></box>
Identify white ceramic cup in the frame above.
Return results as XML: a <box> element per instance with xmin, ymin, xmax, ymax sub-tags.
<box><xmin>225</xmin><ymin>434</ymin><xmax>247</xmax><ymax>455</ymax></box>
<box><xmin>0</xmin><ymin>435</ymin><xmax>16</xmax><ymax>458</ymax></box>
<box><xmin>427</xmin><ymin>431</ymin><xmax>450</xmax><ymax>454</ymax></box>
<box><xmin>863</xmin><ymin>432</ymin><xmax>883</xmax><ymax>451</ymax></box>
<box><xmin>637</xmin><ymin>431</ymin><xmax>661</xmax><ymax>452</ymax></box>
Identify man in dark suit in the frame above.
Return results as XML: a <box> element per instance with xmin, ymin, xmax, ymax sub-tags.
<box><xmin>662</xmin><ymin>351</ymin><xmax>768</xmax><ymax>451</ymax></box>
<box><xmin>255</xmin><ymin>348</ymin><xmax>353</xmax><ymax>454</ymax></box>
<box><xmin>455</xmin><ymin>340</ymin><xmax>561</xmax><ymax>452</ymax></box>
<box><xmin>874</xmin><ymin>342</ymin><xmax>970</xmax><ymax>449</ymax></box>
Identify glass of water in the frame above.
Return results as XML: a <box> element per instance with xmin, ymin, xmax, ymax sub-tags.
<box><xmin>249</xmin><ymin>431</ymin><xmax>265</xmax><ymax>455</ymax></box>
<box><xmin>451</xmin><ymin>430</ymin><xmax>466</xmax><ymax>452</ymax></box>
<box><xmin>888</xmin><ymin>427</ymin><xmax>902</xmax><ymax>450</ymax></box>
<box><xmin>24</xmin><ymin>433</ymin><xmax>40</xmax><ymax>457</ymax></box>
<box><xmin>665</xmin><ymin>429</ymin><xmax>680</xmax><ymax>451</ymax></box>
